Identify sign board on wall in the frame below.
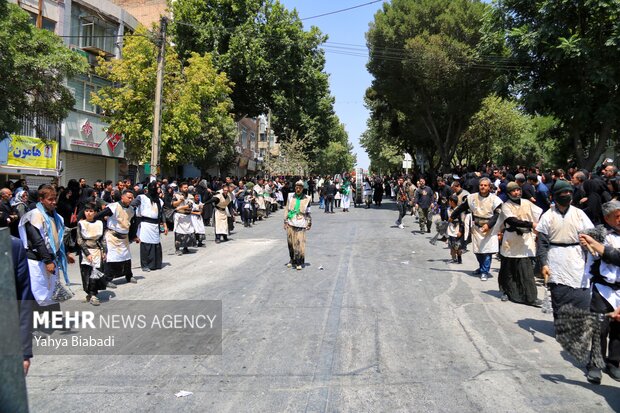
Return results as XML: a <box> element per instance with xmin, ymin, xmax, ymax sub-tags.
<box><xmin>3</xmin><ymin>135</ymin><xmax>58</xmax><ymax>170</ymax></box>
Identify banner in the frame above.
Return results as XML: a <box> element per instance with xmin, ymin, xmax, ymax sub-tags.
<box><xmin>4</xmin><ymin>135</ymin><xmax>58</xmax><ymax>170</ymax></box>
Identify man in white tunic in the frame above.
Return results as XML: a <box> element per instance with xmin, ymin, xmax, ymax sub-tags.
<box><xmin>579</xmin><ymin>200</ymin><xmax>620</xmax><ymax>384</ymax></box>
<box><xmin>96</xmin><ymin>189</ymin><xmax>139</xmax><ymax>287</ymax></box>
<box><xmin>536</xmin><ymin>180</ymin><xmax>593</xmax><ymax>319</ymax></box>
<box><xmin>172</xmin><ymin>182</ymin><xmax>194</xmax><ymax>255</ymax></box>
<box><xmin>253</xmin><ymin>178</ymin><xmax>267</xmax><ymax>220</ymax></box>
<box><xmin>132</xmin><ymin>182</ymin><xmax>167</xmax><ymax>271</ymax></box>
<box><xmin>497</xmin><ymin>182</ymin><xmax>543</xmax><ymax>305</ymax></box>
<box><xmin>18</xmin><ymin>185</ymin><xmax>69</xmax><ymax>306</ymax></box>
<box><xmin>450</xmin><ymin>177</ymin><xmax>503</xmax><ymax>281</ymax></box>
<box><xmin>205</xmin><ymin>185</ymin><xmax>232</xmax><ymax>243</ymax></box>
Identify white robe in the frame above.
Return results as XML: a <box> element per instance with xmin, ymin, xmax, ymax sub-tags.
<box><xmin>586</xmin><ymin>231</ymin><xmax>620</xmax><ymax>309</ymax></box>
<box><xmin>173</xmin><ymin>193</ymin><xmax>195</xmax><ymax>235</ymax></box>
<box><xmin>466</xmin><ymin>192</ymin><xmax>503</xmax><ymax>254</ymax></box>
<box><xmin>104</xmin><ymin>202</ymin><xmax>134</xmax><ymax>263</ymax></box>
<box><xmin>135</xmin><ymin>194</ymin><xmax>162</xmax><ymax>245</ymax></box>
<box><xmin>191</xmin><ymin>202</ymin><xmax>206</xmax><ymax>235</ymax></box>
<box><xmin>536</xmin><ymin>205</ymin><xmax>594</xmax><ymax>288</ymax></box>
<box><xmin>498</xmin><ymin>199</ymin><xmax>542</xmax><ymax>258</ymax></box>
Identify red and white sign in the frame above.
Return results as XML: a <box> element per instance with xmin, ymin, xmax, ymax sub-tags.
<box><xmin>71</xmin><ymin>139</ymin><xmax>100</xmax><ymax>148</ymax></box>
<box><xmin>81</xmin><ymin>120</ymin><xmax>93</xmax><ymax>137</ymax></box>
<box><xmin>106</xmin><ymin>131</ymin><xmax>122</xmax><ymax>152</ymax></box>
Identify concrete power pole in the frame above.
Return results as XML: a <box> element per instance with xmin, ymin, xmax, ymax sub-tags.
<box><xmin>150</xmin><ymin>16</ymin><xmax>168</xmax><ymax>182</ymax></box>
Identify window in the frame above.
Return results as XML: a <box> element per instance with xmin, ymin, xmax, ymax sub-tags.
<box><xmin>80</xmin><ymin>19</ymin><xmax>115</xmax><ymax>54</ymax></box>
<box><xmin>27</xmin><ymin>12</ymin><xmax>56</xmax><ymax>32</ymax></box>
<box><xmin>259</xmin><ymin>148</ymin><xmax>266</xmax><ymax>158</ymax></box>
<box><xmin>250</xmin><ymin>132</ymin><xmax>256</xmax><ymax>142</ymax></box>
<box><xmin>240</xmin><ymin>128</ymin><xmax>248</xmax><ymax>148</ymax></box>
<box><xmin>259</xmin><ymin>133</ymin><xmax>266</xmax><ymax>142</ymax></box>
<box><xmin>68</xmin><ymin>78</ymin><xmax>103</xmax><ymax>114</ymax></box>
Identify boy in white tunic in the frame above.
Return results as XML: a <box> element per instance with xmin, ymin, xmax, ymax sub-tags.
<box><xmin>95</xmin><ymin>189</ymin><xmax>139</xmax><ymax>287</ymax></box>
<box><xmin>76</xmin><ymin>202</ymin><xmax>106</xmax><ymax>305</ymax></box>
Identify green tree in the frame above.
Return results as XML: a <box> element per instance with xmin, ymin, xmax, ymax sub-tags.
<box><xmin>366</xmin><ymin>0</ymin><xmax>494</xmax><ymax>171</ymax></box>
<box><xmin>483</xmin><ymin>0</ymin><xmax>620</xmax><ymax>170</ymax></box>
<box><xmin>263</xmin><ymin>131</ymin><xmax>309</xmax><ymax>176</ymax></box>
<box><xmin>459</xmin><ymin>95</ymin><xmax>565</xmax><ymax>168</ymax></box>
<box><xmin>0</xmin><ymin>2</ymin><xmax>87</xmax><ymax>137</ymax></box>
<box><xmin>170</xmin><ymin>0</ymin><xmax>338</xmax><ymax>155</ymax></box>
<box><xmin>92</xmin><ymin>25</ymin><xmax>236</xmax><ymax>169</ymax></box>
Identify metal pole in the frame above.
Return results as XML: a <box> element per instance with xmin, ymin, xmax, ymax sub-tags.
<box><xmin>150</xmin><ymin>16</ymin><xmax>167</xmax><ymax>182</ymax></box>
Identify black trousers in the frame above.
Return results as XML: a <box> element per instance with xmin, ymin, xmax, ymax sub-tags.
<box><xmin>105</xmin><ymin>260</ymin><xmax>133</xmax><ymax>282</ymax></box>
<box><xmin>549</xmin><ymin>283</ymin><xmax>591</xmax><ymax>320</ymax></box>
<box><xmin>140</xmin><ymin>242</ymin><xmax>162</xmax><ymax>270</ymax></box>
<box><xmin>325</xmin><ymin>196</ymin><xmax>334</xmax><ymax>213</ymax></box>
<box><xmin>591</xmin><ymin>286</ymin><xmax>620</xmax><ymax>364</ymax></box>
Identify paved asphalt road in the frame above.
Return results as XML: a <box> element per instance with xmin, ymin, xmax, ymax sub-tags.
<box><xmin>26</xmin><ymin>200</ymin><xmax>620</xmax><ymax>412</ymax></box>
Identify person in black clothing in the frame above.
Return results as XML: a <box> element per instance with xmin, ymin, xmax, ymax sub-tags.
<box><xmin>436</xmin><ymin>177</ymin><xmax>453</xmax><ymax>222</ymax></box>
<box><xmin>323</xmin><ymin>179</ymin><xmax>336</xmax><ymax>213</ymax></box>
<box><xmin>373</xmin><ymin>177</ymin><xmax>384</xmax><ymax>206</ymax></box>
<box><xmin>571</xmin><ymin>171</ymin><xmax>587</xmax><ymax>208</ymax></box>
<box><xmin>102</xmin><ymin>180</ymin><xmax>114</xmax><ymax>204</ymax></box>
<box><xmin>515</xmin><ymin>173</ymin><xmax>536</xmax><ymax>201</ymax></box>
<box><xmin>11</xmin><ymin>235</ymin><xmax>34</xmax><ymax>376</ymax></box>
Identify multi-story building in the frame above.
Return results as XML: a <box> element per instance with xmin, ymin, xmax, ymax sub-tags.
<box><xmin>6</xmin><ymin>0</ymin><xmax>138</xmax><ymax>187</ymax></box>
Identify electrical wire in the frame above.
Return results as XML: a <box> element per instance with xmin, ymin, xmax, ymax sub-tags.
<box><xmin>300</xmin><ymin>0</ymin><xmax>384</xmax><ymax>21</ymax></box>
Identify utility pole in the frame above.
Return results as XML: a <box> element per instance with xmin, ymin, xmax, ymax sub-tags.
<box><xmin>150</xmin><ymin>16</ymin><xmax>167</xmax><ymax>182</ymax></box>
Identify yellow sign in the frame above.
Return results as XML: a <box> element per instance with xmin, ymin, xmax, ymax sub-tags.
<box><xmin>6</xmin><ymin>135</ymin><xmax>58</xmax><ymax>170</ymax></box>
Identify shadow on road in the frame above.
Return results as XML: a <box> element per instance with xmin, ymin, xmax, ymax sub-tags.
<box><xmin>516</xmin><ymin>317</ymin><xmax>555</xmax><ymax>343</ymax></box>
<box><xmin>541</xmin><ymin>374</ymin><xmax>620</xmax><ymax>410</ymax></box>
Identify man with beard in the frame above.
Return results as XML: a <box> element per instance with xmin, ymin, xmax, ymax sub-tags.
<box><xmin>132</xmin><ymin>182</ymin><xmax>167</xmax><ymax>271</ymax></box>
<box><xmin>205</xmin><ymin>185</ymin><xmax>232</xmax><ymax>243</ymax></box>
<box><xmin>497</xmin><ymin>182</ymin><xmax>543</xmax><ymax>306</ymax></box>
<box><xmin>536</xmin><ymin>180</ymin><xmax>593</xmax><ymax>319</ymax></box>
<box><xmin>283</xmin><ymin>181</ymin><xmax>312</xmax><ymax>270</ymax></box>
<box><xmin>18</xmin><ymin>185</ymin><xmax>69</xmax><ymax>305</ymax></box>
<box><xmin>172</xmin><ymin>182</ymin><xmax>194</xmax><ymax>255</ymax></box>
<box><xmin>451</xmin><ymin>178</ymin><xmax>503</xmax><ymax>281</ymax></box>
<box><xmin>96</xmin><ymin>189</ymin><xmax>140</xmax><ymax>287</ymax></box>
<box><xmin>436</xmin><ymin>177</ymin><xmax>453</xmax><ymax>222</ymax></box>
<box><xmin>451</xmin><ymin>180</ymin><xmax>470</xmax><ymax>206</ymax></box>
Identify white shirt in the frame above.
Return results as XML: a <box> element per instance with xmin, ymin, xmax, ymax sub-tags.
<box><xmin>537</xmin><ymin>205</ymin><xmax>594</xmax><ymax>288</ymax></box>
<box><xmin>586</xmin><ymin>231</ymin><xmax>620</xmax><ymax>309</ymax></box>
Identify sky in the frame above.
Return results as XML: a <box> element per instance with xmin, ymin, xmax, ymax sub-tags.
<box><xmin>281</xmin><ymin>0</ymin><xmax>386</xmax><ymax>170</ymax></box>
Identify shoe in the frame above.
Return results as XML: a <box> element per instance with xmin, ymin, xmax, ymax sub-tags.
<box><xmin>175</xmin><ymin>251</ymin><xmax>183</xmax><ymax>256</ymax></box>
<box><xmin>398</xmin><ymin>224</ymin><xmax>404</xmax><ymax>229</ymax></box>
<box><xmin>183</xmin><ymin>247</ymin><xmax>190</xmax><ymax>253</ymax></box>
<box><xmin>395</xmin><ymin>220</ymin><xmax>400</xmax><ymax>226</ymax></box>
<box><xmin>427</xmin><ymin>228</ymin><xmax>431</xmax><ymax>233</ymax></box>
<box><xmin>89</xmin><ymin>296</ymin><xmax>100</xmax><ymax>306</ymax></box>
<box><xmin>84</xmin><ymin>294</ymin><xmax>91</xmax><ymax>303</ymax></box>
<box><xmin>480</xmin><ymin>273</ymin><xmax>488</xmax><ymax>281</ymax></box>
<box><xmin>142</xmin><ymin>267</ymin><xmax>151</xmax><ymax>272</ymax></box>
<box><xmin>457</xmin><ymin>256</ymin><xmax>462</xmax><ymax>264</ymax></box>
<box><xmin>473</xmin><ymin>269</ymin><xmax>482</xmax><ymax>275</ymax></box>
<box><xmin>528</xmin><ymin>299</ymin><xmax>543</xmax><ymax>308</ymax></box>
<box><xmin>296</xmin><ymin>265</ymin><xmax>302</xmax><ymax>270</ymax></box>
<box><xmin>106</xmin><ymin>282</ymin><xmax>117</xmax><ymax>289</ymax></box>
<box><xmin>128</xmin><ymin>277</ymin><xmax>137</xmax><ymax>284</ymax></box>
<box><xmin>501</xmin><ymin>294</ymin><xmax>509</xmax><ymax>302</ymax></box>
<box><xmin>606</xmin><ymin>363</ymin><xmax>620</xmax><ymax>381</ymax></box>
<box><xmin>286</xmin><ymin>262</ymin><xmax>293</xmax><ymax>268</ymax></box>
<box><xmin>587</xmin><ymin>366</ymin><xmax>602</xmax><ymax>384</ymax></box>
<box><xmin>215</xmin><ymin>239</ymin><xmax>221</xmax><ymax>244</ymax></box>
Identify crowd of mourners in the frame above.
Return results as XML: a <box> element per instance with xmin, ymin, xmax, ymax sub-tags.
<box><xmin>370</xmin><ymin>160</ymin><xmax>619</xmax><ymax>385</ymax></box>
<box><xmin>4</xmin><ymin>160</ymin><xmax>620</xmax><ymax>384</ymax></box>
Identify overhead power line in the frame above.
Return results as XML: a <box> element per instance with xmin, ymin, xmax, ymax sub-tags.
<box><xmin>300</xmin><ymin>0</ymin><xmax>384</xmax><ymax>21</ymax></box>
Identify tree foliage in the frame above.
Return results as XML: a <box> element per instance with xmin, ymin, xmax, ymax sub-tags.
<box><xmin>483</xmin><ymin>0</ymin><xmax>620</xmax><ymax>170</ymax></box>
<box><xmin>365</xmin><ymin>0</ymin><xmax>494</xmax><ymax>171</ymax></box>
<box><xmin>92</xmin><ymin>25</ymin><xmax>236</xmax><ymax>169</ymax></box>
<box><xmin>313</xmin><ymin>122</ymin><xmax>356</xmax><ymax>175</ymax></box>
<box><xmin>0</xmin><ymin>2</ymin><xmax>87</xmax><ymax>138</ymax></box>
<box><xmin>170</xmin><ymin>0</ymin><xmax>341</xmax><ymax>156</ymax></box>
<box><xmin>263</xmin><ymin>131</ymin><xmax>309</xmax><ymax>176</ymax></box>
<box><xmin>458</xmin><ymin>95</ymin><xmax>565</xmax><ymax>168</ymax></box>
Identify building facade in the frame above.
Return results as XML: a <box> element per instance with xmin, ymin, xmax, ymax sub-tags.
<box><xmin>8</xmin><ymin>0</ymin><xmax>138</xmax><ymax>187</ymax></box>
